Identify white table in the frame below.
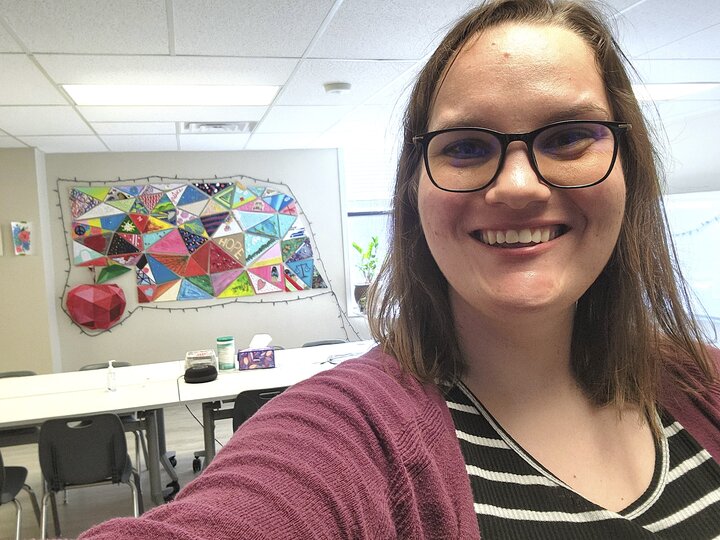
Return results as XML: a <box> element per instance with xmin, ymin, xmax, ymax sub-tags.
<box><xmin>0</xmin><ymin>363</ymin><xmax>184</xmax><ymax>506</ymax></box>
<box><xmin>177</xmin><ymin>340</ymin><xmax>375</xmax><ymax>466</ymax></box>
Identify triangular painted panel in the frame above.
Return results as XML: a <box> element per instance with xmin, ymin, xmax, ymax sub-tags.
<box><xmin>178</xmin><ymin>279</ymin><xmax>214</xmax><ymax>300</ymax></box>
<box><xmin>129</xmin><ymin>199</ymin><xmax>149</xmax><ymax>214</ymax></box>
<box><xmin>214</xmin><ymin>185</ymin><xmax>235</xmax><ymax>209</ymax></box>
<box><xmin>248</xmin><ymin>264</ymin><xmax>284</xmax><ymax>293</ymax></box>
<box><xmin>286</xmin><ymin>237</ymin><xmax>313</xmax><ymax>263</ymax></box>
<box><xmin>312</xmin><ymin>267</ymin><xmax>327</xmax><ymax>289</ymax></box>
<box><xmin>236</xmin><ymin>199</ymin><xmax>275</xmax><ymax>214</ymax></box>
<box><xmin>75</xmin><ymin>186</ymin><xmax>111</xmax><ymax>201</ymax></box>
<box><xmin>70</xmin><ymin>189</ymin><xmax>102</xmax><ymax>219</ymax></box>
<box><xmin>139</xmin><ymin>189</ymin><xmax>163</xmax><ymax>212</ymax></box>
<box><xmin>143</xmin><ymin>229</ymin><xmax>173</xmax><ymax>250</ymax></box>
<box><xmin>100</xmin><ymin>213</ymin><xmax>129</xmax><ymax>232</ymax></box>
<box><xmin>118</xmin><ymin>233</ymin><xmax>143</xmax><ymax>251</ymax></box>
<box><xmin>78</xmin><ymin>202</ymin><xmax>125</xmax><ymax>220</ymax></box>
<box><xmin>248</xmin><ymin>270</ymin><xmax>283</xmax><ymax>295</ymax></box>
<box><xmin>73</xmin><ymin>241</ymin><xmax>106</xmax><ymax>266</ymax></box>
<box><xmin>217</xmin><ymin>271</ymin><xmax>254</xmax><ymax>298</ymax></box>
<box><xmin>129</xmin><ymin>213</ymin><xmax>150</xmax><ymax>233</ymax></box>
<box><xmin>249</xmin><ymin>242</ymin><xmax>281</xmax><ymax>268</ymax></box>
<box><xmin>277</xmin><ymin>213</ymin><xmax>297</xmax><ymax>238</ymax></box>
<box><xmin>154</xmin><ymin>280</ymin><xmax>181</xmax><ymax>302</ymax></box>
<box><xmin>183</xmin><ymin>256</ymin><xmax>207</xmax><ymax>277</ymax></box>
<box><xmin>211</xmin><ymin>269</ymin><xmax>243</xmax><ymax>295</ymax></box>
<box><xmin>200</xmin><ymin>212</ymin><xmax>229</xmax><ymax>237</ymax></box>
<box><xmin>286</xmin><ymin>258</ymin><xmax>314</xmax><ymax>288</ymax></box>
<box><xmin>283</xmin><ymin>265</ymin><xmax>308</xmax><ymax>291</ymax></box>
<box><xmin>117</xmin><ymin>215</ymin><xmax>141</xmax><ymax>234</ymax></box>
<box><xmin>248</xmin><ymin>186</ymin><xmax>266</xmax><ymax>198</ymax></box>
<box><xmin>177</xmin><ymin>185</ymin><xmax>208</xmax><ymax>206</ymax></box>
<box><xmin>194</xmin><ymin>182</ymin><xmax>231</xmax><ymax>196</ymax></box>
<box><xmin>151</xmin><ymin>254</ymin><xmax>188</xmax><ymax>276</ymax></box>
<box><xmin>234</xmin><ymin>210</ymin><xmax>274</xmax><ymax>231</ymax></box>
<box><xmin>212</xmin><ymin>213</ymin><xmax>242</xmax><ymax>238</ymax></box>
<box><xmin>214</xmin><ymin>233</ymin><xmax>245</xmax><ymax>264</ymax></box>
<box><xmin>187</xmin><ymin>275</ymin><xmax>214</xmax><ymax>296</ymax></box>
<box><xmin>208</xmin><ymin>243</ymin><xmax>243</xmax><ymax>274</ymax></box>
<box><xmin>263</xmin><ymin>193</ymin><xmax>293</xmax><ymax>212</ymax></box>
<box><xmin>178</xmin><ymin>199</ymin><xmax>208</xmax><ymax>217</ymax></box>
<box><xmin>145</xmin><ymin>229</ymin><xmax>188</xmax><ymax>255</ymax></box>
<box><xmin>106</xmin><ymin>197</ymin><xmax>136</xmax><ymax>214</ymax></box>
<box><xmin>145</xmin><ymin>216</ymin><xmax>174</xmax><ymax>233</ymax></box>
<box><xmin>178</xmin><ymin>228</ymin><xmax>208</xmax><ymax>254</ymax></box>
<box><xmin>247</xmin><ymin>215</ymin><xmax>279</xmax><ymax>238</ymax></box>
<box><xmin>77</xmin><ymin>232</ymin><xmax>113</xmax><ymax>255</ymax></box>
<box><xmin>107</xmin><ymin>233</ymin><xmax>140</xmax><ymax>256</ymax></box>
<box><xmin>189</xmin><ymin>242</ymin><xmax>212</xmax><ymax>274</ymax></box>
<box><xmin>146</xmin><ymin>254</ymin><xmax>179</xmax><ymax>284</ymax></box>
<box><xmin>233</xmin><ymin>188</ymin><xmax>257</xmax><ymax>208</ymax></box>
<box><xmin>245</xmin><ymin>233</ymin><xmax>276</xmax><ymax>263</ymax></box>
<box><xmin>280</xmin><ymin>201</ymin><xmax>298</xmax><ymax>216</ymax></box>
<box><xmin>166</xmin><ymin>186</ymin><xmax>187</xmax><ymax>206</ymax></box>
<box><xmin>176</xmin><ymin>209</ymin><xmax>199</xmax><ymax>226</ymax></box>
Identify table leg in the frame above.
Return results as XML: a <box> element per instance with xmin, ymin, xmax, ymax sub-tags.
<box><xmin>202</xmin><ymin>401</ymin><xmax>217</xmax><ymax>466</ymax></box>
<box><xmin>144</xmin><ymin>409</ymin><xmax>164</xmax><ymax>506</ymax></box>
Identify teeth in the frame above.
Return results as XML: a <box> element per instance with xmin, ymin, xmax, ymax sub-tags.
<box><xmin>476</xmin><ymin>226</ymin><xmax>561</xmax><ymax>246</ymax></box>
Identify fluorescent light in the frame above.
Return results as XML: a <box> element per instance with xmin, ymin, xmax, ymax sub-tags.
<box><xmin>632</xmin><ymin>83</ymin><xmax>719</xmax><ymax>101</ymax></box>
<box><xmin>63</xmin><ymin>84</ymin><xmax>279</xmax><ymax>106</ymax></box>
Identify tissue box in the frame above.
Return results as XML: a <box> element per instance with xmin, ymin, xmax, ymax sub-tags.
<box><xmin>237</xmin><ymin>347</ymin><xmax>275</xmax><ymax>370</ymax></box>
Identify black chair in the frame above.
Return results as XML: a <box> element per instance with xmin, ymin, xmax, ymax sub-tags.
<box><xmin>301</xmin><ymin>339</ymin><xmax>348</xmax><ymax>347</ymax></box>
<box><xmin>79</xmin><ymin>362</ymin><xmax>150</xmax><ymax>474</ymax></box>
<box><xmin>0</xmin><ymin>450</ymin><xmax>41</xmax><ymax>540</ymax></box>
<box><xmin>232</xmin><ymin>386</ymin><xmax>288</xmax><ymax>432</ymax></box>
<box><xmin>38</xmin><ymin>413</ymin><xmax>143</xmax><ymax>539</ymax></box>
<box><xmin>0</xmin><ymin>371</ymin><xmax>40</xmax><ymax>448</ymax></box>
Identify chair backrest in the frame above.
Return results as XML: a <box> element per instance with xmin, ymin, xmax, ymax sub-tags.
<box><xmin>232</xmin><ymin>387</ymin><xmax>287</xmax><ymax>431</ymax></box>
<box><xmin>301</xmin><ymin>339</ymin><xmax>348</xmax><ymax>347</ymax></box>
<box><xmin>79</xmin><ymin>361</ymin><xmax>131</xmax><ymax>371</ymax></box>
<box><xmin>38</xmin><ymin>413</ymin><xmax>129</xmax><ymax>492</ymax></box>
<box><xmin>0</xmin><ymin>370</ymin><xmax>36</xmax><ymax>379</ymax></box>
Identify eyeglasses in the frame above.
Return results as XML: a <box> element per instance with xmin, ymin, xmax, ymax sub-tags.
<box><xmin>413</xmin><ymin>120</ymin><xmax>631</xmax><ymax>192</ymax></box>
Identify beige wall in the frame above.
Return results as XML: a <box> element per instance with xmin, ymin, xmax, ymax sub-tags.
<box><xmin>0</xmin><ymin>148</ymin><xmax>54</xmax><ymax>374</ymax></box>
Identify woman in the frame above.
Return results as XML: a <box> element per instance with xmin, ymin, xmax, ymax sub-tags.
<box><xmin>81</xmin><ymin>1</ymin><xmax>719</xmax><ymax>538</ymax></box>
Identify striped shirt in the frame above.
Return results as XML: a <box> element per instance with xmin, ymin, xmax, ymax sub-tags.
<box><xmin>445</xmin><ymin>383</ymin><xmax>720</xmax><ymax>538</ymax></box>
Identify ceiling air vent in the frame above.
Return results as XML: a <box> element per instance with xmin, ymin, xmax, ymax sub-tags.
<box><xmin>181</xmin><ymin>121</ymin><xmax>257</xmax><ymax>134</ymax></box>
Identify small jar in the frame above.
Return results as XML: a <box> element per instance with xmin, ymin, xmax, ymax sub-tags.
<box><xmin>216</xmin><ymin>336</ymin><xmax>236</xmax><ymax>370</ymax></box>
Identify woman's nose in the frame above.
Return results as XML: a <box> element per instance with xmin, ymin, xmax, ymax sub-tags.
<box><xmin>483</xmin><ymin>143</ymin><xmax>551</xmax><ymax>209</ymax></box>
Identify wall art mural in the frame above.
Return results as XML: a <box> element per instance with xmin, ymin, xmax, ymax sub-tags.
<box><xmin>69</xmin><ymin>180</ymin><xmax>327</xmax><ymax>302</ymax></box>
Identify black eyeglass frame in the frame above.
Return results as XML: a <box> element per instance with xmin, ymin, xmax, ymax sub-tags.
<box><xmin>412</xmin><ymin>119</ymin><xmax>632</xmax><ymax>192</ymax></box>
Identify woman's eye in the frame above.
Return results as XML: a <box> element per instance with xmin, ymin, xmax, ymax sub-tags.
<box><xmin>442</xmin><ymin>139</ymin><xmax>491</xmax><ymax>159</ymax></box>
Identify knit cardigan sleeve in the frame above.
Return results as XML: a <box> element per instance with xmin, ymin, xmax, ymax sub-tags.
<box><xmin>79</xmin><ymin>348</ymin><xmax>479</xmax><ymax>540</ymax></box>
<box><xmin>660</xmin><ymin>346</ymin><xmax>720</xmax><ymax>463</ymax></box>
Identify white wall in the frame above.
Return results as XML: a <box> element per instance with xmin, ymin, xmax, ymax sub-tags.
<box><xmin>45</xmin><ymin>149</ymin><xmax>368</xmax><ymax>371</ymax></box>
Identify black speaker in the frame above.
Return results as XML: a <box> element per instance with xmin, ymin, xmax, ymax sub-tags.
<box><xmin>184</xmin><ymin>365</ymin><xmax>218</xmax><ymax>383</ymax></box>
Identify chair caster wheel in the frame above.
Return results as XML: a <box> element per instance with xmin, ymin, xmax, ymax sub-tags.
<box><xmin>169</xmin><ymin>456</ymin><xmax>177</xmax><ymax>467</ymax></box>
<box><xmin>192</xmin><ymin>457</ymin><xmax>202</xmax><ymax>473</ymax></box>
<box><xmin>163</xmin><ymin>481</ymin><xmax>180</xmax><ymax>502</ymax></box>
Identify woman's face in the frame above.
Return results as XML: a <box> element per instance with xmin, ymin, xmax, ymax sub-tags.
<box><xmin>418</xmin><ymin>23</ymin><xmax>626</xmax><ymax>322</ymax></box>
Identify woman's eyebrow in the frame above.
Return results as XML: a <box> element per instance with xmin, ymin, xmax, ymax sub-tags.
<box><xmin>429</xmin><ymin>103</ymin><xmax>612</xmax><ymax>132</ymax></box>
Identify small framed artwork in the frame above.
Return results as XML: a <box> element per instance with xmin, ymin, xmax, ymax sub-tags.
<box><xmin>11</xmin><ymin>221</ymin><xmax>31</xmax><ymax>256</ymax></box>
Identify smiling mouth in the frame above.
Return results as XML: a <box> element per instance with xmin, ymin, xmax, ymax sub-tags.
<box><xmin>471</xmin><ymin>225</ymin><xmax>568</xmax><ymax>247</ymax></box>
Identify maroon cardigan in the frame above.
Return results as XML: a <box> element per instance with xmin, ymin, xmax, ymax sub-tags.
<box><xmin>80</xmin><ymin>347</ymin><xmax>720</xmax><ymax>540</ymax></box>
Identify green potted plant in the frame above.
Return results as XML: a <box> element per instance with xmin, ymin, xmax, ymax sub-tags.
<box><xmin>351</xmin><ymin>236</ymin><xmax>379</xmax><ymax>312</ymax></box>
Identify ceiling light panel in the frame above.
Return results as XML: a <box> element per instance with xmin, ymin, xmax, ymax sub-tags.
<box><xmin>63</xmin><ymin>85</ymin><xmax>279</xmax><ymax>106</ymax></box>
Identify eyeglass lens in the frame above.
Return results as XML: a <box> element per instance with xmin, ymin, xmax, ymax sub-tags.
<box><xmin>426</xmin><ymin>122</ymin><xmax>616</xmax><ymax>190</ymax></box>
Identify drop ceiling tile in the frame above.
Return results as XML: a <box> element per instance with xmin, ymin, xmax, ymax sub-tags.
<box><xmin>92</xmin><ymin>122</ymin><xmax>177</xmax><ymax>135</ymax></box>
<box><xmin>245</xmin><ymin>133</ymin><xmax>326</xmax><ymax>150</ymax></box>
<box><xmin>633</xmin><ymin>59</ymin><xmax>720</xmax><ymax>84</ymax></box>
<box><xmin>35</xmin><ymin>55</ymin><xmax>298</xmax><ymax>86</ymax></box>
<box><xmin>0</xmin><ymin>54</ymin><xmax>67</xmax><ymax>105</ymax></box>
<box><xmin>309</xmin><ymin>0</ymin><xmax>477</xmax><ymax>60</ymax></box>
<box><xmin>18</xmin><ymin>135</ymin><xmax>107</xmax><ymax>153</ymax></box>
<box><xmin>616</xmin><ymin>0</ymin><xmax>720</xmax><ymax>57</ymax></box>
<box><xmin>277</xmin><ymin>59</ymin><xmax>415</xmax><ymax>106</ymax></box>
<box><xmin>0</xmin><ymin>136</ymin><xmax>26</xmax><ymax>148</ymax></box>
<box><xmin>0</xmin><ymin>106</ymin><xmax>92</xmax><ymax>135</ymax></box>
<box><xmin>101</xmin><ymin>135</ymin><xmax>178</xmax><ymax>152</ymax></box>
<box><xmin>639</xmin><ymin>25</ymin><xmax>720</xmax><ymax>60</ymax></box>
<box><xmin>78</xmin><ymin>106</ymin><xmax>267</xmax><ymax>123</ymax></box>
<box><xmin>178</xmin><ymin>134</ymin><xmax>250</xmax><ymax>151</ymax></box>
<box><xmin>255</xmin><ymin>106</ymin><xmax>352</xmax><ymax>134</ymax></box>
<box><xmin>0</xmin><ymin>0</ymin><xmax>169</xmax><ymax>54</ymax></box>
<box><xmin>0</xmin><ymin>24</ymin><xmax>21</xmax><ymax>52</ymax></box>
<box><xmin>172</xmin><ymin>0</ymin><xmax>334</xmax><ymax>56</ymax></box>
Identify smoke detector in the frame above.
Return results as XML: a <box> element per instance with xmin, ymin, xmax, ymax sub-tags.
<box><xmin>181</xmin><ymin>121</ymin><xmax>257</xmax><ymax>134</ymax></box>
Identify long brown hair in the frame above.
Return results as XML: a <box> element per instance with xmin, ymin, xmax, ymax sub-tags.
<box><xmin>367</xmin><ymin>0</ymin><xmax>715</xmax><ymax>429</ymax></box>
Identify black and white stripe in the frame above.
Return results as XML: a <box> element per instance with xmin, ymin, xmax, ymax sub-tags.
<box><xmin>445</xmin><ymin>383</ymin><xmax>720</xmax><ymax>538</ymax></box>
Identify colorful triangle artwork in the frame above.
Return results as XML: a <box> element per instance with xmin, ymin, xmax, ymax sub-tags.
<box><xmin>99</xmin><ymin>213</ymin><xmax>127</xmax><ymax>231</ymax></box>
<box><xmin>178</xmin><ymin>228</ymin><xmax>208</xmax><ymax>254</ymax></box>
<box><xmin>143</xmin><ymin>229</ymin><xmax>173</xmax><ymax>250</ymax></box>
<box><xmin>212</xmin><ymin>213</ymin><xmax>242</xmax><ymax>239</ymax></box>
<box><xmin>284</xmin><ymin>265</ymin><xmax>308</xmax><ymax>291</ymax></box>
<box><xmin>177</xmin><ymin>185</ymin><xmax>208</xmax><ymax>207</ymax></box>
<box><xmin>214</xmin><ymin>233</ymin><xmax>245</xmax><ymax>264</ymax></box>
<box><xmin>234</xmin><ymin>210</ymin><xmax>274</xmax><ymax>231</ymax></box>
<box><xmin>146</xmin><ymin>254</ymin><xmax>180</xmax><ymax>284</ymax></box>
<box><xmin>217</xmin><ymin>271</ymin><xmax>254</xmax><ymax>298</ymax></box>
<box><xmin>208</xmin><ymin>243</ymin><xmax>243</xmax><ymax>274</ymax></box>
<box><xmin>186</xmin><ymin>275</ymin><xmax>214</xmax><ymax>296</ymax></box>
<box><xmin>69</xmin><ymin>180</ymin><xmax>327</xmax><ymax>303</ymax></box>
<box><xmin>247</xmin><ymin>215</ymin><xmax>279</xmax><ymax>238</ymax></box>
<box><xmin>178</xmin><ymin>278</ymin><xmax>214</xmax><ymax>300</ymax></box>
<box><xmin>106</xmin><ymin>197</ymin><xmax>135</xmax><ymax>214</ymax></box>
<box><xmin>286</xmin><ymin>258</ymin><xmax>314</xmax><ymax>288</ymax></box>
<box><xmin>145</xmin><ymin>229</ymin><xmax>188</xmax><ymax>255</ymax></box>
<box><xmin>211</xmin><ymin>269</ymin><xmax>244</xmax><ymax>295</ymax></box>
<box><xmin>154</xmin><ymin>280</ymin><xmax>182</xmax><ymax>302</ymax></box>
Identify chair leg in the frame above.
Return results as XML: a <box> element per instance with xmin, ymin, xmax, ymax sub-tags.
<box><xmin>40</xmin><ymin>492</ymin><xmax>49</xmax><ymax>540</ymax></box>
<box><xmin>22</xmin><ymin>483</ymin><xmax>42</xmax><ymax>526</ymax></box>
<box><xmin>132</xmin><ymin>468</ymin><xmax>144</xmax><ymax>514</ymax></box>
<box><xmin>12</xmin><ymin>499</ymin><xmax>22</xmax><ymax>540</ymax></box>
